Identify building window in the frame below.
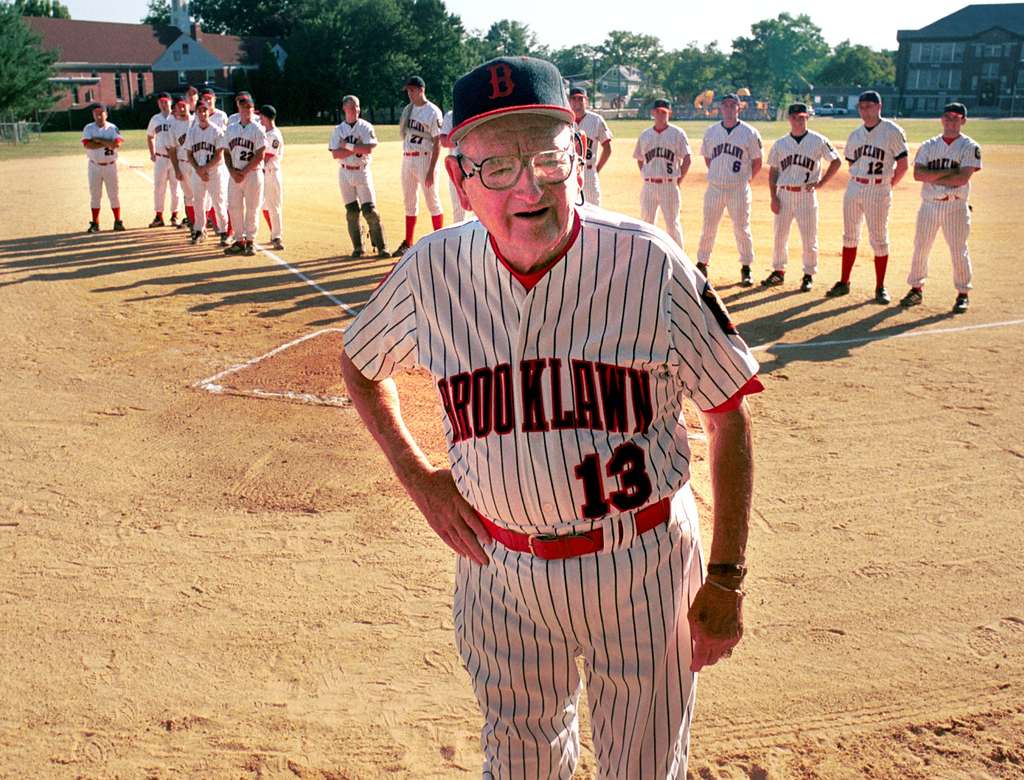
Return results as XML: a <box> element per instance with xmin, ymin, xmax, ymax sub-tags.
<box><xmin>182</xmin><ymin>43</ymin><xmax>190</xmax><ymax>56</ymax></box>
<box><xmin>205</xmin><ymin>69</ymin><xmax>216</xmax><ymax>82</ymax></box>
<box><xmin>982</xmin><ymin>62</ymin><xmax>999</xmax><ymax>79</ymax></box>
<box><xmin>173</xmin><ymin>50</ymin><xmax>181</xmax><ymax>62</ymax></box>
<box><xmin>138</xmin><ymin>73</ymin><xmax>145</xmax><ymax>96</ymax></box>
<box><xmin>907</xmin><ymin>68</ymin><xmax>961</xmax><ymax>90</ymax></box>
<box><xmin>971</xmin><ymin>75</ymin><xmax>979</xmax><ymax>90</ymax></box>
<box><xmin>114</xmin><ymin>73</ymin><xmax>123</xmax><ymax>100</ymax></box>
<box><xmin>904</xmin><ymin>97</ymin><xmax>915</xmax><ymax>111</ymax></box>
<box><xmin>912</xmin><ymin>42</ymin><xmax>964</xmax><ymax>63</ymax></box>
<box><xmin>983</xmin><ymin>44</ymin><xmax>1002</xmax><ymax>58</ymax></box>
<box><xmin>72</xmin><ymin>86</ymin><xmax>79</xmax><ymax>105</ymax></box>
<box><xmin>177</xmin><ymin>70</ymin><xmax>187</xmax><ymax>85</ymax></box>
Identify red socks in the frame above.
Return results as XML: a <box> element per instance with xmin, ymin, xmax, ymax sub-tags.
<box><xmin>874</xmin><ymin>255</ymin><xmax>888</xmax><ymax>289</ymax></box>
<box><xmin>112</xmin><ymin>208</ymin><xmax>120</xmax><ymax>220</ymax></box>
<box><xmin>263</xmin><ymin>209</ymin><xmax>272</xmax><ymax>230</ymax></box>
<box><xmin>185</xmin><ymin>205</ymin><xmax>195</xmax><ymax>224</ymax></box>
<box><xmin>405</xmin><ymin>215</ymin><xmax>416</xmax><ymax>245</ymax></box>
<box><xmin>431</xmin><ymin>213</ymin><xmax>444</xmax><ymax>231</ymax></box>
<box><xmin>91</xmin><ymin>208</ymin><xmax>100</xmax><ymax>221</ymax></box>
<box><xmin>155</xmin><ymin>212</ymin><xmax>162</xmax><ymax>220</ymax></box>
<box><xmin>840</xmin><ymin>246</ymin><xmax>857</xmax><ymax>284</ymax></box>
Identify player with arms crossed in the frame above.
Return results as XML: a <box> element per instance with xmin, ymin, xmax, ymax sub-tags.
<box><xmin>394</xmin><ymin>76</ymin><xmax>443</xmax><ymax>256</ymax></box>
<box><xmin>186</xmin><ymin>102</ymin><xmax>228</xmax><ymax>245</ymax></box>
<box><xmin>259</xmin><ymin>104</ymin><xmax>285</xmax><ymax>251</ymax></box>
<box><xmin>825</xmin><ymin>91</ymin><xmax>909</xmax><ymax>303</ymax></box>
<box><xmin>901</xmin><ymin>102</ymin><xmax>981</xmax><ymax>314</ymax></box>
<box><xmin>569</xmin><ymin>86</ymin><xmax>613</xmax><ymax>205</ymax></box>
<box><xmin>341</xmin><ymin>56</ymin><xmax>761</xmax><ymax>779</ymax></box>
<box><xmin>218</xmin><ymin>92</ymin><xmax>266</xmax><ymax>256</ymax></box>
<box><xmin>82</xmin><ymin>103</ymin><xmax>125</xmax><ymax>233</ymax></box>
<box><xmin>696</xmin><ymin>93</ymin><xmax>763</xmax><ymax>286</ymax></box>
<box><xmin>633</xmin><ymin>98</ymin><xmax>690</xmax><ymax>248</ymax></box>
<box><xmin>146</xmin><ymin>92</ymin><xmax>180</xmax><ymax>227</ymax></box>
<box><xmin>329</xmin><ymin>95</ymin><xmax>388</xmax><ymax>258</ymax></box>
<box><xmin>763</xmin><ymin>103</ymin><xmax>841</xmax><ymax>291</ymax></box>
<box><xmin>168</xmin><ymin>97</ymin><xmax>196</xmax><ymax>232</ymax></box>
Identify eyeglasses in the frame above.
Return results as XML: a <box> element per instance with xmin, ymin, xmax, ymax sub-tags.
<box><xmin>457</xmin><ymin>148</ymin><xmax>576</xmax><ymax>191</ymax></box>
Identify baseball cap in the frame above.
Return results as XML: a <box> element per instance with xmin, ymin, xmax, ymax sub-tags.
<box><xmin>260</xmin><ymin>104</ymin><xmax>277</xmax><ymax>119</ymax></box>
<box><xmin>569</xmin><ymin>87</ymin><xmax>587</xmax><ymax>97</ymax></box>
<box><xmin>652</xmin><ymin>98</ymin><xmax>671</xmax><ymax>111</ymax></box>
<box><xmin>200</xmin><ymin>88</ymin><xmax>216</xmax><ymax>97</ymax></box>
<box><xmin>89</xmin><ymin>102</ymin><xmax>107</xmax><ymax>112</ymax></box>
<box><xmin>156</xmin><ymin>91</ymin><xmax>172</xmax><ymax>101</ymax></box>
<box><xmin>450</xmin><ymin>56</ymin><xmax>574</xmax><ymax>143</ymax></box>
<box><xmin>858</xmin><ymin>90</ymin><xmax>881</xmax><ymax>104</ymax></box>
<box><xmin>720</xmin><ymin>93</ymin><xmax>740</xmax><ymax>103</ymax></box>
<box><xmin>405</xmin><ymin>76</ymin><xmax>425</xmax><ymax>88</ymax></box>
<box><xmin>173</xmin><ymin>96</ymin><xmax>187</xmax><ymax>107</ymax></box>
<box><xmin>788</xmin><ymin>103</ymin><xmax>809</xmax><ymax>116</ymax></box>
<box><xmin>235</xmin><ymin>91</ymin><xmax>253</xmax><ymax>102</ymax></box>
<box><xmin>944</xmin><ymin>102</ymin><xmax>967</xmax><ymax>117</ymax></box>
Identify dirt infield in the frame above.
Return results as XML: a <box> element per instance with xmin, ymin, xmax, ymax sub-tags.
<box><xmin>1</xmin><ymin>136</ymin><xmax>1022</xmax><ymax>779</ymax></box>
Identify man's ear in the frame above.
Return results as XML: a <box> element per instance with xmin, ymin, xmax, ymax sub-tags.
<box><xmin>444</xmin><ymin>155</ymin><xmax>473</xmax><ymax>210</ymax></box>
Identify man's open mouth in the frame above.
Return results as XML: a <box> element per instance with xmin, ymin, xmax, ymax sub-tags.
<box><xmin>514</xmin><ymin>207</ymin><xmax>549</xmax><ymax>219</ymax></box>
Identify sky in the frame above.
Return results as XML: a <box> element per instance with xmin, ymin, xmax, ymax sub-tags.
<box><xmin>62</xmin><ymin>0</ymin><xmax>1019</xmax><ymax>53</ymax></box>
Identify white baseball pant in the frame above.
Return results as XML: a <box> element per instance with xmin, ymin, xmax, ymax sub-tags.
<box><xmin>190</xmin><ymin>167</ymin><xmax>227</xmax><ymax>235</ymax></box>
<box><xmin>228</xmin><ymin>169</ymin><xmax>264</xmax><ymax>241</ymax></box>
<box><xmin>697</xmin><ymin>183</ymin><xmax>754</xmax><ymax>265</ymax></box>
<box><xmin>174</xmin><ymin>160</ymin><xmax>194</xmax><ymax>211</ymax></box>
<box><xmin>401</xmin><ymin>153</ymin><xmax>442</xmax><ymax>217</ymax></box>
<box><xmin>772</xmin><ymin>189</ymin><xmax>820</xmax><ymax>275</ymax></box>
<box><xmin>153</xmin><ymin>154</ymin><xmax>180</xmax><ymax>213</ymax></box>
<box><xmin>263</xmin><ymin>167</ymin><xmax>283</xmax><ymax>240</ymax></box>
<box><xmin>449</xmin><ymin>177</ymin><xmax>468</xmax><ymax>222</ymax></box>
<box><xmin>907</xmin><ymin>198</ymin><xmax>973</xmax><ymax>293</ymax></box>
<box><xmin>842</xmin><ymin>181</ymin><xmax>892</xmax><ymax>256</ymax></box>
<box><xmin>584</xmin><ymin>166</ymin><xmax>602</xmax><ymax>206</ymax></box>
<box><xmin>640</xmin><ymin>181</ymin><xmax>683</xmax><ymax>248</ymax></box>
<box><xmin>87</xmin><ymin>161</ymin><xmax>120</xmax><ymax>209</ymax></box>
<box><xmin>454</xmin><ymin>486</ymin><xmax>704</xmax><ymax>780</ymax></box>
<box><xmin>338</xmin><ymin>165</ymin><xmax>377</xmax><ymax>205</ymax></box>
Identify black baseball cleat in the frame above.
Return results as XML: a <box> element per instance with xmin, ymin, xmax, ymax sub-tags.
<box><xmin>271</xmin><ymin>238</ymin><xmax>284</xmax><ymax>251</ymax></box>
<box><xmin>760</xmin><ymin>270</ymin><xmax>785</xmax><ymax>287</ymax></box>
<box><xmin>825</xmin><ymin>281</ymin><xmax>850</xmax><ymax>298</ymax></box>
<box><xmin>169</xmin><ymin>215</ymin><xmax>180</xmax><ymax>227</ymax></box>
<box><xmin>148</xmin><ymin>216</ymin><xmax>165</xmax><ymax>228</ymax></box>
<box><xmin>219</xmin><ymin>232</ymin><xmax>230</xmax><ymax>247</ymax></box>
<box><xmin>875</xmin><ymin>286</ymin><xmax>891</xmax><ymax>304</ymax></box>
<box><xmin>112</xmin><ymin>220</ymin><xmax>126</xmax><ymax>232</ymax></box>
<box><xmin>223</xmin><ymin>242</ymin><xmax>245</xmax><ymax>255</ymax></box>
<box><xmin>952</xmin><ymin>293</ymin><xmax>969</xmax><ymax>314</ymax></box>
<box><xmin>351</xmin><ymin>247</ymin><xmax>364</xmax><ymax>259</ymax></box>
<box><xmin>740</xmin><ymin>265</ymin><xmax>753</xmax><ymax>287</ymax></box>
<box><xmin>191</xmin><ymin>230</ymin><xmax>205</xmax><ymax>244</ymax></box>
<box><xmin>86</xmin><ymin>221</ymin><xmax>100</xmax><ymax>234</ymax></box>
<box><xmin>375</xmin><ymin>247</ymin><xmax>390</xmax><ymax>258</ymax></box>
<box><xmin>391</xmin><ymin>240</ymin><xmax>410</xmax><ymax>258</ymax></box>
<box><xmin>900</xmin><ymin>288</ymin><xmax>923</xmax><ymax>308</ymax></box>
<box><xmin>695</xmin><ymin>261</ymin><xmax>708</xmax><ymax>276</ymax></box>
<box><xmin>799</xmin><ymin>274</ymin><xmax>813</xmax><ymax>292</ymax></box>
<box><xmin>243</xmin><ymin>241</ymin><xmax>256</xmax><ymax>256</ymax></box>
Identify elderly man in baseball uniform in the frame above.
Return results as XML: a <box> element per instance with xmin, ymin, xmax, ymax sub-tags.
<box><xmin>82</xmin><ymin>104</ymin><xmax>125</xmax><ymax>233</ymax></box>
<box><xmin>218</xmin><ymin>92</ymin><xmax>266</xmax><ymax>256</ymax></box>
<box><xmin>329</xmin><ymin>94</ymin><xmax>389</xmax><ymax>258</ymax></box>
<box><xmin>633</xmin><ymin>98</ymin><xmax>690</xmax><ymax>248</ymax></box>
<box><xmin>394</xmin><ymin>75</ymin><xmax>444</xmax><ymax>256</ymax></box>
<box><xmin>901</xmin><ymin>102</ymin><xmax>981</xmax><ymax>314</ymax></box>
<box><xmin>569</xmin><ymin>86</ymin><xmax>613</xmax><ymax>205</ymax></box>
<box><xmin>146</xmin><ymin>92</ymin><xmax>180</xmax><ymax>227</ymax></box>
<box><xmin>696</xmin><ymin>93</ymin><xmax>763</xmax><ymax>287</ymax></box>
<box><xmin>440</xmin><ymin>109</ymin><xmax>473</xmax><ymax>223</ymax></box>
<box><xmin>259</xmin><ymin>104</ymin><xmax>285</xmax><ymax>251</ymax></box>
<box><xmin>186</xmin><ymin>101</ymin><xmax>228</xmax><ymax>245</ymax></box>
<box><xmin>168</xmin><ymin>96</ymin><xmax>196</xmax><ymax>231</ymax></box>
<box><xmin>763</xmin><ymin>103</ymin><xmax>841</xmax><ymax>291</ymax></box>
<box><xmin>342</xmin><ymin>56</ymin><xmax>760</xmax><ymax>779</ymax></box>
<box><xmin>825</xmin><ymin>91</ymin><xmax>909</xmax><ymax>304</ymax></box>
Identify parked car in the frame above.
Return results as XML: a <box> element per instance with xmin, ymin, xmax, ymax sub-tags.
<box><xmin>816</xmin><ymin>103</ymin><xmax>848</xmax><ymax>116</ymax></box>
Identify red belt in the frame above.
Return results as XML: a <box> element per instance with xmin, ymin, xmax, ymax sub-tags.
<box><xmin>853</xmin><ymin>176</ymin><xmax>884</xmax><ymax>184</ymax></box>
<box><xmin>342</xmin><ymin>164</ymin><xmax>364</xmax><ymax>170</ymax></box>
<box><xmin>478</xmin><ymin>497</ymin><xmax>671</xmax><ymax>560</ymax></box>
<box><xmin>645</xmin><ymin>178</ymin><xmax>668</xmax><ymax>183</ymax></box>
<box><xmin>404</xmin><ymin>151</ymin><xmax>424</xmax><ymax>156</ymax></box>
<box><xmin>935</xmin><ymin>195</ymin><xmax>961</xmax><ymax>202</ymax></box>
<box><xmin>90</xmin><ymin>160</ymin><xmax>115</xmax><ymax>166</ymax></box>
<box><xmin>782</xmin><ymin>185</ymin><xmax>806</xmax><ymax>192</ymax></box>
<box><xmin>155</xmin><ymin>152</ymin><xmax>169</xmax><ymax>158</ymax></box>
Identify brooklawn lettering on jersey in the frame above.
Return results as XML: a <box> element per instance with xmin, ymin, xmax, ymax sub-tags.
<box><xmin>850</xmin><ymin>144</ymin><xmax>886</xmax><ymax>163</ymax></box>
<box><xmin>780</xmin><ymin>153</ymin><xmax>817</xmax><ymax>173</ymax></box>
<box><xmin>709</xmin><ymin>142</ymin><xmax>746</xmax><ymax>162</ymax></box>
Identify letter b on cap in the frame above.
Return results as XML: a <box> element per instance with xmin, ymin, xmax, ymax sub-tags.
<box><xmin>487</xmin><ymin>64</ymin><xmax>515</xmax><ymax>100</ymax></box>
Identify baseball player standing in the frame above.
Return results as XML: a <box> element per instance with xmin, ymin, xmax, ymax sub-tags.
<box><xmin>341</xmin><ymin>56</ymin><xmax>761</xmax><ymax>779</ymax></box>
<box><xmin>200</xmin><ymin>88</ymin><xmax>229</xmax><ymax>130</ymax></box>
<box><xmin>328</xmin><ymin>94</ymin><xmax>389</xmax><ymax>258</ymax></box>
<box><xmin>146</xmin><ymin>92</ymin><xmax>180</xmax><ymax>227</ymax></box>
<box><xmin>185</xmin><ymin>101</ymin><xmax>228</xmax><ymax>245</ymax></box>
<box><xmin>825</xmin><ymin>91</ymin><xmax>909</xmax><ymax>304</ymax></box>
<box><xmin>81</xmin><ymin>103</ymin><xmax>125</xmax><ymax>233</ymax></box>
<box><xmin>901</xmin><ymin>102</ymin><xmax>981</xmax><ymax>314</ymax></box>
<box><xmin>168</xmin><ymin>96</ymin><xmax>196</xmax><ymax>231</ymax></box>
<box><xmin>259</xmin><ymin>104</ymin><xmax>285</xmax><ymax>251</ymax></box>
<box><xmin>633</xmin><ymin>98</ymin><xmax>690</xmax><ymax>248</ymax></box>
<box><xmin>569</xmin><ymin>86</ymin><xmax>613</xmax><ymax>205</ymax></box>
<box><xmin>218</xmin><ymin>92</ymin><xmax>266</xmax><ymax>256</ymax></box>
<box><xmin>763</xmin><ymin>103</ymin><xmax>841</xmax><ymax>291</ymax></box>
<box><xmin>440</xmin><ymin>109</ymin><xmax>473</xmax><ymax>222</ymax></box>
<box><xmin>394</xmin><ymin>75</ymin><xmax>444</xmax><ymax>256</ymax></box>
<box><xmin>696</xmin><ymin>93</ymin><xmax>763</xmax><ymax>286</ymax></box>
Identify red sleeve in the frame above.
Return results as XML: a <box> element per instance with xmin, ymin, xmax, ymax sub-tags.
<box><xmin>81</xmin><ymin>139</ymin><xmax>90</xmax><ymax>147</ymax></box>
<box><xmin>704</xmin><ymin>375</ymin><xmax>764</xmax><ymax>414</ymax></box>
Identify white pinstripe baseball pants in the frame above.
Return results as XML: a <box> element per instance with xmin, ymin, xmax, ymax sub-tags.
<box><xmin>907</xmin><ymin>199</ymin><xmax>973</xmax><ymax>293</ymax></box>
<box><xmin>697</xmin><ymin>183</ymin><xmax>754</xmax><ymax>265</ymax></box>
<box><xmin>842</xmin><ymin>182</ymin><xmax>892</xmax><ymax>255</ymax></box>
<box><xmin>772</xmin><ymin>189</ymin><xmax>819</xmax><ymax>275</ymax></box>
<box><xmin>401</xmin><ymin>154</ymin><xmax>443</xmax><ymax>217</ymax></box>
<box><xmin>454</xmin><ymin>487</ymin><xmax>703</xmax><ymax>780</ymax></box>
<box><xmin>153</xmin><ymin>154</ymin><xmax>180</xmax><ymax>213</ymax></box>
<box><xmin>640</xmin><ymin>182</ymin><xmax>683</xmax><ymax>249</ymax></box>
<box><xmin>227</xmin><ymin>169</ymin><xmax>264</xmax><ymax>241</ymax></box>
<box><xmin>87</xmin><ymin>161</ymin><xmax>120</xmax><ymax>209</ymax></box>
<box><xmin>584</xmin><ymin>167</ymin><xmax>602</xmax><ymax>207</ymax></box>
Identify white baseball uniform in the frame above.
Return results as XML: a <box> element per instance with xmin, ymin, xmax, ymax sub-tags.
<box><xmin>262</xmin><ymin>127</ymin><xmax>284</xmax><ymax>241</ymax></box>
<box><xmin>207</xmin><ymin>107</ymin><xmax>229</xmax><ymax>130</ymax></box>
<box><xmin>82</xmin><ymin>121</ymin><xmax>121</xmax><ymax>209</ymax></box>
<box><xmin>697</xmin><ymin>121</ymin><xmax>763</xmax><ymax>267</ymax></box>
<box><xmin>767</xmin><ymin>131</ymin><xmax>840</xmax><ymax>275</ymax></box>
<box><xmin>633</xmin><ymin>124</ymin><xmax>690</xmax><ymax>248</ymax></box>
<box><xmin>907</xmin><ymin>133</ymin><xmax>982</xmax><ymax>293</ymax></box>
<box><xmin>441</xmin><ymin>110</ymin><xmax>472</xmax><ymax>222</ymax></box>
<box><xmin>577</xmin><ymin>110</ymin><xmax>613</xmax><ymax>205</ymax></box>
<box><xmin>147</xmin><ymin>110</ymin><xmax>179</xmax><ymax>214</ymax></box>
<box><xmin>842</xmin><ymin>119</ymin><xmax>909</xmax><ymax>256</ymax></box>
<box><xmin>344</xmin><ymin>207</ymin><xmax>760</xmax><ymax>779</ymax></box>
<box><xmin>218</xmin><ymin>119</ymin><xmax>266</xmax><ymax>242</ymax></box>
<box><xmin>186</xmin><ymin>121</ymin><xmax>227</xmax><ymax>235</ymax></box>
<box><xmin>328</xmin><ymin>118</ymin><xmax>378</xmax><ymax>205</ymax></box>
<box><xmin>168</xmin><ymin>114</ymin><xmax>195</xmax><ymax>213</ymax></box>
<box><xmin>400</xmin><ymin>101</ymin><xmax>443</xmax><ymax>217</ymax></box>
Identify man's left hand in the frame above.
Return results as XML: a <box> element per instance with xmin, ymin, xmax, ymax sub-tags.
<box><xmin>687</xmin><ymin>581</ymin><xmax>743</xmax><ymax>671</ymax></box>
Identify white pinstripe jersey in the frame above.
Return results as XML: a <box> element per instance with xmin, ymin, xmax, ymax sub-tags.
<box><xmin>263</xmin><ymin>127</ymin><xmax>284</xmax><ymax>171</ymax></box>
<box><xmin>344</xmin><ymin>206</ymin><xmax>759</xmax><ymax>534</ymax></box>
<box><xmin>402</xmin><ymin>102</ymin><xmax>442</xmax><ymax>153</ymax></box>
<box><xmin>915</xmin><ymin>133</ymin><xmax>982</xmax><ymax>201</ymax></box>
<box><xmin>767</xmin><ymin>130</ymin><xmax>840</xmax><ymax>186</ymax></box>
<box><xmin>845</xmin><ymin>119</ymin><xmax>908</xmax><ymax>179</ymax></box>
<box><xmin>633</xmin><ymin>125</ymin><xmax>691</xmax><ymax>178</ymax></box>
<box><xmin>216</xmin><ymin>120</ymin><xmax>267</xmax><ymax>169</ymax></box>
<box><xmin>577</xmin><ymin>111</ymin><xmax>612</xmax><ymax>167</ymax></box>
<box><xmin>82</xmin><ymin>122</ymin><xmax>121</xmax><ymax>163</ymax></box>
<box><xmin>146</xmin><ymin>111</ymin><xmax>175</xmax><ymax>153</ymax></box>
<box><xmin>185</xmin><ymin>122</ymin><xmax>224</xmax><ymax>167</ymax></box>
<box><xmin>168</xmin><ymin>115</ymin><xmax>193</xmax><ymax>162</ymax></box>
<box><xmin>700</xmin><ymin>121</ymin><xmax>762</xmax><ymax>185</ymax></box>
<box><xmin>329</xmin><ymin>119</ymin><xmax>377</xmax><ymax>168</ymax></box>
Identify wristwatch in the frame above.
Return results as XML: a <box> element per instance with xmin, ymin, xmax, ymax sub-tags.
<box><xmin>707</xmin><ymin>562</ymin><xmax>747</xmax><ymax>579</ymax></box>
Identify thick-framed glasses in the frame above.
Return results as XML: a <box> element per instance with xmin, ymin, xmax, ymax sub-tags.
<box><xmin>457</xmin><ymin>148</ymin><xmax>576</xmax><ymax>191</ymax></box>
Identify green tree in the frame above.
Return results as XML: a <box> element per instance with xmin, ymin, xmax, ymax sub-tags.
<box><xmin>250</xmin><ymin>42</ymin><xmax>283</xmax><ymax>106</ymax></box>
<box><xmin>0</xmin><ymin>4</ymin><xmax>57</xmax><ymax>119</ymax></box>
<box><xmin>598</xmin><ymin>30</ymin><xmax>666</xmax><ymax>83</ymax></box>
<box><xmin>480</xmin><ymin>19</ymin><xmax>538</xmax><ymax>58</ymax></box>
<box><xmin>730</xmin><ymin>13</ymin><xmax>829</xmax><ymax>102</ymax></box>
<box><xmin>14</xmin><ymin>0</ymin><xmax>70</xmax><ymax>18</ymax></box>
<box><xmin>400</xmin><ymin>0</ymin><xmax>470</xmax><ymax>110</ymax></box>
<box><xmin>141</xmin><ymin>0</ymin><xmax>169</xmax><ymax>25</ymax></box>
<box><xmin>183</xmin><ymin>0</ymin><xmax>302</xmax><ymax>37</ymax></box>
<box><xmin>816</xmin><ymin>41</ymin><xmax>896</xmax><ymax>86</ymax></box>
<box><xmin>550</xmin><ymin>44</ymin><xmax>601</xmax><ymax>81</ymax></box>
<box><xmin>663</xmin><ymin>42</ymin><xmax>730</xmax><ymax>104</ymax></box>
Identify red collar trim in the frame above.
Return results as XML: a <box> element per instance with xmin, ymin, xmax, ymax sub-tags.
<box><xmin>654</xmin><ymin>124</ymin><xmax>669</xmax><ymax>133</ymax></box>
<box><xmin>942</xmin><ymin>135</ymin><xmax>960</xmax><ymax>145</ymax></box>
<box><xmin>489</xmin><ymin>209</ymin><xmax>582</xmax><ymax>292</ymax></box>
